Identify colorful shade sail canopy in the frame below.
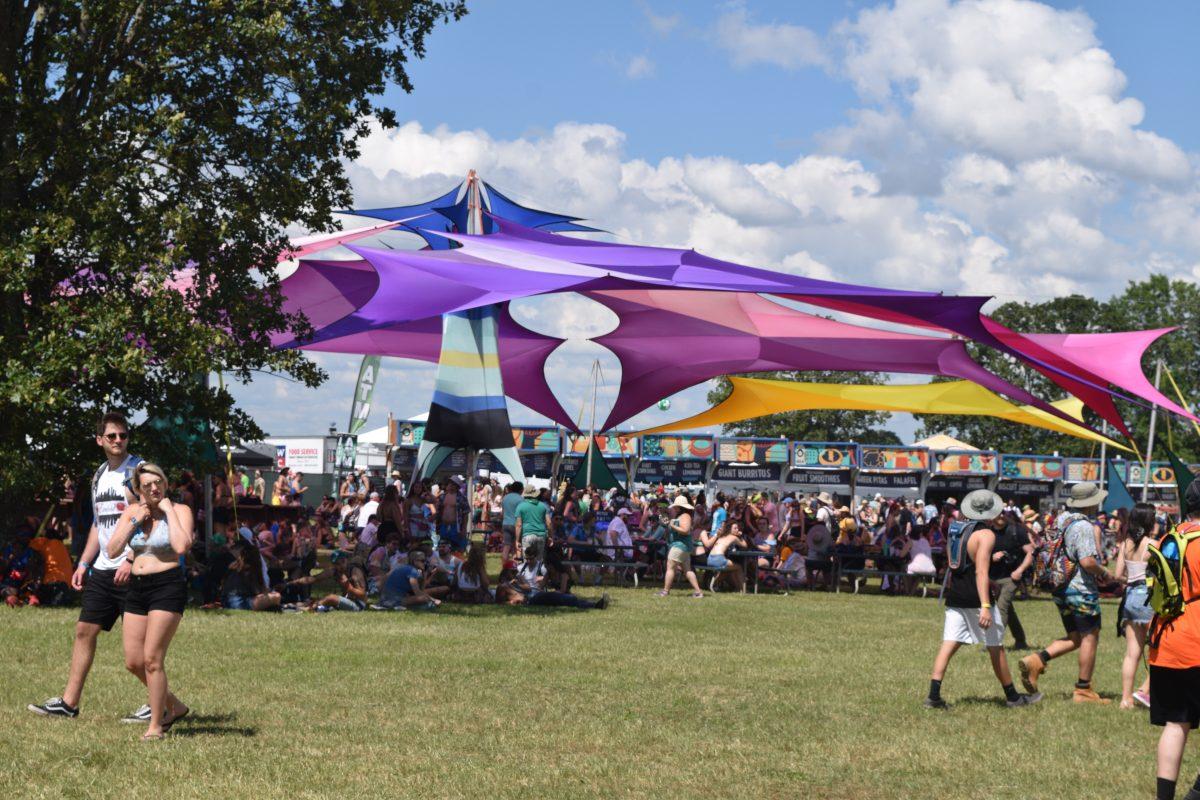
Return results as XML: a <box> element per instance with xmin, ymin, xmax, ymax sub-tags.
<box><xmin>635</xmin><ymin>376</ymin><xmax>1131</xmax><ymax>452</ymax></box>
<box><xmin>270</xmin><ymin>177</ymin><xmax>1190</xmax><ymax>442</ymax></box>
<box><xmin>585</xmin><ymin>289</ymin><xmax>1053</xmax><ymax>430</ymax></box>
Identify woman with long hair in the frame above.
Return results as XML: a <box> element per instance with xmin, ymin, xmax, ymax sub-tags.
<box><xmin>376</xmin><ymin>485</ymin><xmax>406</xmax><ymax>544</ymax></box>
<box><xmin>1116</xmin><ymin>502</ymin><xmax>1156</xmax><ymax>709</ymax></box>
<box><xmin>106</xmin><ymin>463</ymin><xmax>192</xmax><ymax>739</ymax></box>
<box><xmin>452</xmin><ymin>542</ymin><xmax>492</xmax><ymax>603</ymax></box>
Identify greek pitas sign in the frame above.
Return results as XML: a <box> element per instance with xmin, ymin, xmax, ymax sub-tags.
<box><xmin>348</xmin><ymin>355</ymin><xmax>381</xmax><ymax>436</ymax></box>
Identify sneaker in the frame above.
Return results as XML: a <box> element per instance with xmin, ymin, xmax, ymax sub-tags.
<box><xmin>27</xmin><ymin>697</ymin><xmax>78</xmax><ymax>718</ymax></box>
<box><xmin>656</xmin><ymin>590</ymin><xmax>670</xmax><ymax>597</ymax></box>
<box><xmin>690</xmin><ymin>591</ymin><xmax>704</xmax><ymax>598</ymax></box>
<box><xmin>1133</xmin><ymin>690</ymin><xmax>1151</xmax><ymax>708</ymax></box>
<box><xmin>1006</xmin><ymin>692</ymin><xmax>1043</xmax><ymax>708</ymax></box>
<box><xmin>1018</xmin><ymin>653</ymin><xmax>1046</xmax><ymax>693</ymax></box>
<box><xmin>1072</xmin><ymin>687</ymin><xmax>1111</xmax><ymax>705</ymax></box>
<box><xmin>121</xmin><ymin>704</ymin><xmax>152</xmax><ymax>724</ymax></box>
<box><xmin>923</xmin><ymin>697</ymin><xmax>948</xmax><ymax>710</ymax></box>
<box><xmin>596</xmin><ymin>592</ymin><xmax>610</xmax><ymax>610</ymax></box>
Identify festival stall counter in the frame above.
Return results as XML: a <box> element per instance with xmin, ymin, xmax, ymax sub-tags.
<box><xmin>633</xmin><ymin>434</ymin><xmax>712</xmax><ymax>488</ymax></box>
<box><xmin>707</xmin><ymin>437</ymin><xmax>790</xmax><ymax>493</ymax></box>
<box><xmin>784</xmin><ymin>442</ymin><xmax>857</xmax><ymax>499</ymax></box>
<box><xmin>925</xmin><ymin>450</ymin><xmax>998</xmax><ymax>504</ymax></box>
<box><xmin>997</xmin><ymin>453</ymin><xmax>1063</xmax><ymax>509</ymax></box>
<box><xmin>854</xmin><ymin>445</ymin><xmax>928</xmax><ymax>502</ymax></box>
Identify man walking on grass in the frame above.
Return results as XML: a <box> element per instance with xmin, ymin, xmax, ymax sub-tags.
<box><xmin>1019</xmin><ymin>482</ymin><xmax>1112</xmax><ymax>704</ymax></box>
<box><xmin>28</xmin><ymin>412</ymin><xmax>187</xmax><ymax>724</ymax></box>
<box><xmin>924</xmin><ymin>489</ymin><xmax>1040</xmax><ymax>710</ymax></box>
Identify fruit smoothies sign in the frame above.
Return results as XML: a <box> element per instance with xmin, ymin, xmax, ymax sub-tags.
<box><xmin>793</xmin><ymin>442</ymin><xmax>858</xmax><ymax>469</ymax></box>
<box><xmin>715</xmin><ymin>437</ymin><xmax>789</xmax><ymax>464</ymax></box>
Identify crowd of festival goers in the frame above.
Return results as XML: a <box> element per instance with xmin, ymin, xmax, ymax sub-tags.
<box><xmin>17</xmin><ymin>411</ymin><xmax>1200</xmax><ymax>800</ymax></box>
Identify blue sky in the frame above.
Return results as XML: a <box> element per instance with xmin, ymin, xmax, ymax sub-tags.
<box><xmin>236</xmin><ymin>0</ymin><xmax>1200</xmax><ymax>443</ymax></box>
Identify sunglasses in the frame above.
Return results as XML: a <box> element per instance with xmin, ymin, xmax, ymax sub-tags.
<box><xmin>103</xmin><ymin>432</ymin><xmax>129</xmax><ymax>442</ymax></box>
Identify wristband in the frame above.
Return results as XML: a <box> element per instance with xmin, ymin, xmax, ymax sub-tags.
<box><xmin>79</xmin><ymin>561</ymin><xmax>90</xmax><ymax>570</ymax></box>
<box><xmin>981</xmin><ymin>603</ymin><xmax>992</xmax><ymax>609</ymax></box>
<box><xmin>126</xmin><ymin>557</ymin><xmax>135</xmax><ymax>564</ymax></box>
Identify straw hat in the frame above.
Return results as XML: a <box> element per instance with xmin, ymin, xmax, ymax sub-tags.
<box><xmin>522</xmin><ymin>484</ymin><xmax>540</xmax><ymax>499</ymax></box>
<box><xmin>670</xmin><ymin>495</ymin><xmax>694</xmax><ymax>511</ymax></box>
<box><xmin>817</xmin><ymin>491</ymin><xmax>833</xmax><ymax>506</ymax></box>
<box><xmin>1066</xmin><ymin>482</ymin><xmax>1107</xmax><ymax>509</ymax></box>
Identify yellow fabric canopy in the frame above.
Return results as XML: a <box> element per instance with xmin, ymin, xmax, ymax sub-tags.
<box><xmin>636</xmin><ymin>377</ymin><xmax>1130</xmax><ymax>452</ymax></box>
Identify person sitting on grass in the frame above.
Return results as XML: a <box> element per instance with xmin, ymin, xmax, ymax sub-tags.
<box><xmin>1</xmin><ymin>526</ymin><xmax>44</xmax><ymax>607</ymax></box>
<box><xmin>450</xmin><ymin>543</ymin><xmax>492</xmax><ymax>604</ymax></box>
<box><xmin>924</xmin><ymin>489</ymin><xmax>1040</xmax><ymax>710</ymax></box>
<box><xmin>222</xmin><ymin>540</ymin><xmax>280</xmax><ymax>611</ymax></box>
<box><xmin>378</xmin><ymin>550</ymin><xmax>442</xmax><ymax>609</ymax></box>
<box><xmin>309</xmin><ymin>555</ymin><xmax>368</xmax><ymax>612</ymax></box>
<box><xmin>511</xmin><ymin>544</ymin><xmax>608</xmax><ymax>610</ymax></box>
<box><xmin>29</xmin><ymin>524</ymin><xmax>74</xmax><ymax>606</ymax></box>
<box><xmin>429</xmin><ymin>539</ymin><xmax>461</xmax><ymax>590</ymax></box>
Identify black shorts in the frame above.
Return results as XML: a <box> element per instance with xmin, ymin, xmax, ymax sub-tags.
<box><xmin>1150</xmin><ymin>665</ymin><xmax>1200</xmax><ymax>727</ymax></box>
<box><xmin>1060</xmin><ymin>609</ymin><xmax>1102</xmax><ymax>636</ymax></box>
<box><xmin>124</xmin><ymin>569</ymin><xmax>187</xmax><ymax>616</ymax></box>
<box><xmin>78</xmin><ymin>568</ymin><xmax>126</xmax><ymax>631</ymax></box>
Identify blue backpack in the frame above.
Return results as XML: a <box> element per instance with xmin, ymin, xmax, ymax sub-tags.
<box><xmin>945</xmin><ymin>519</ymin><xmax>977</xmax><ymax>573</ymax></box>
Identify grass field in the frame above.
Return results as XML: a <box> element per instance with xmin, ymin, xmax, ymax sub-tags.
<box><xmin>0</xmin><ymin>587</ymin><xmax>1180</xmax><ymax>799</ymax></box>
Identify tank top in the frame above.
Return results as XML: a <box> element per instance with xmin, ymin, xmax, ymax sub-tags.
<box><xmin>944</xmin><ymin>527</ymin><xmax>983</xmax><ymax>609</ymax></box>
<box><xmin>129</xmin><ymin>517</ymin><xmax>174</xmax><ymax>558</ymax></box>
<box><xmin>1125</xmin><ymin>559</ymin><xmax>1147</xmax><ymax>584</ymax></box>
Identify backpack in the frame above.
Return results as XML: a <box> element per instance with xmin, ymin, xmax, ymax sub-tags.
<box><xmin>1147</xmin><ymin>523</ymin><xmax>1200</xmax><ymax>622</ymax></box>
<box><xmin>91</xmin><ymin>454</ymin><xmax>143</xmax><ymax>503</ymax></box>
<box><xmin>1037</xmin><ymin>512</ymin><xmax>1086</xmax><ymax>595</ymax></box>
<box><xmin>945</xmin><ymin>520</ymin><xmax>976</xmax><ymax>572</ymax></box>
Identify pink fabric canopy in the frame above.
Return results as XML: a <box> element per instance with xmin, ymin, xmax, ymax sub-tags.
<box><xmin>587</xmin><ymin>290</ymin><xmax>1054</xmax><ymax>430</ymax></box>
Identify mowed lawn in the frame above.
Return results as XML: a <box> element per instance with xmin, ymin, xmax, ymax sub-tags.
<box><xmin>0</xmin><ymin>587</ymin><xmax>1178</xmax><ymax>799</ymax></box>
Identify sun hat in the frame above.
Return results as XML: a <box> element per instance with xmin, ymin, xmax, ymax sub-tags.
<box><xmin>670</xmin><ymin>495</ymin><xmax>694</xmax><ymax>511</ymax></box>
<box><xmin>616</xmin><ymin>507</ymin><xmax>633</xmax><ymax>516</ymax></box>
<box><xmin>817</xmin><ymin>491</ymin><xmax>833</xmax><ymax>505</ymax></box>
<box><xmin>1066</xmin><ymin>481</ymin><xmax>1107</xmax><ymax>509</ymax></box>
<box><xmin>961</xmin><ymin>489</ymin><xmax>1004</xmax><ymax>521</ymax></box>
<box><xmin>522</xmin><ymin>484</ymin><xmax>540</xmax><ymax>498</ymax></box>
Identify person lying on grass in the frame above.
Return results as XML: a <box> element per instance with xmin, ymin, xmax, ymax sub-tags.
<box><xmin>506</xmin><ymin>544</ymin><xmax>608</xmax><ymax>610</ymax></box>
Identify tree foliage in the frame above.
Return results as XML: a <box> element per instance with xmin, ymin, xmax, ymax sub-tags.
<box><xmin>707</xmin><ymin>370</ymin><xmax>902</xmax><ymax>445</ymax></box>
<box><xmin>913</xmin><ymin>276</ymin><xmax>1200</xmax><ymax>461</ymax></box>
<box><xmin>0</xmin><ymin>1</ymin><xmax>466</xmax><ymax>521</ymax></box>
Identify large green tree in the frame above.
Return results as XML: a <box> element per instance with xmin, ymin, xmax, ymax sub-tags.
<box><xmin>0</xmin><ymin>1</ymin><xmax>466</xmax><ymax>522</ymax></box>
<box><xmin>707</xmin><ymin>370</ymin><xmax>902</xmax><ymax>445</ymax></box>
<box><xmin>913</xmin><ymin>277</ymin><xmax>1200</xmax><ymax>461</ymax></box>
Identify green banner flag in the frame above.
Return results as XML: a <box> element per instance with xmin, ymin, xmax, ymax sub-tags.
<box><xmin>348</xmin><ymin>355</ymin><xmax>381</xmax><ymax>435</ymax></box>
<box><xmin>1163</xmin><ymin>445</ymin><xmax>1196</xmax><ymax>502</ymax></box>
<box><xmin>1103</xmin><ymin>459</ymin><xmax>1136</xmax><ymax>514</ymax></box>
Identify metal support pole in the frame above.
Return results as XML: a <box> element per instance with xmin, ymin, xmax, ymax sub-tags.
<box><xmin>1142</xmin><ymin>360</ymin><xmax>1163</xmax><ymax>502</ymax></box>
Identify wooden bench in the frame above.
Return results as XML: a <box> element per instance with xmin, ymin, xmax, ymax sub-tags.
<box><xmin>836</xmin><ymin>567</ymin><xmax>938</xmax><ymax>597</ymax></box>
<box><xmin>559</xmin><ymin>543</ymin><xmax>646</xmax><ymax>588</ymax></box>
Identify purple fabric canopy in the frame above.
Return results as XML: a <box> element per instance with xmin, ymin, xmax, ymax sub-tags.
<box><xmin>587</xmin><ymin>290</ymin><xmax>1052</xmax><ymax>430</ymax></box>
<box><xmin>274</xmin><ymin>259</ymin><xmax>576</xmax><ymax>430</ymax></box>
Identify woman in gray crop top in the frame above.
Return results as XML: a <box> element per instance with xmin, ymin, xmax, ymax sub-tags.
<box><xmin>107</xmin><ymin>462</ymin><xmax>194</xmax><ymax>739</ymax></box>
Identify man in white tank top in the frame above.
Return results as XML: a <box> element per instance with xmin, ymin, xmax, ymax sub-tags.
<box><xmin>28</xmin><ymin>412</ymin><xmax>185</xmax><ymax>724</ymax></box>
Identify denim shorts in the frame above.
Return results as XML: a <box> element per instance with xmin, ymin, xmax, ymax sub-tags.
<box><xmin>1122</xmin><ymin>582</ymin><xmax>1154</xmax><ymax>626</ymax></box>
<box><xmin>223</xmin><ymin>593</ymin><xmax>253</xmax><ymax>610</ymax></box>
<box><xmin>707</xmin><ymin>554</ymin><xmax>730</xmax><ymax>570</ymax></box>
